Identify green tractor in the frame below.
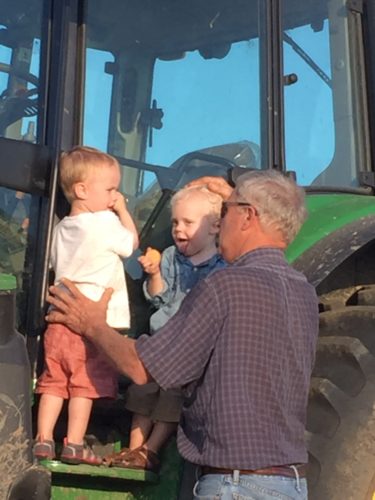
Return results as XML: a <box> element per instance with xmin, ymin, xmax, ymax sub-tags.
<box><xmin>0</xmin><ymin>0</ymin><xmax>374</xmax><ymax>499</ymax></box>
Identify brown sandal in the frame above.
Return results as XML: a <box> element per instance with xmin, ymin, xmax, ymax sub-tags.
<box><xmin>111</xmin><ymin>446</ymin><xmax>160</xmax><ymax>473</ymax></box>
<box><xmin>102</xmin><ymin>446</ymin><xmax>130</xmax><ymax>466</ymax></box>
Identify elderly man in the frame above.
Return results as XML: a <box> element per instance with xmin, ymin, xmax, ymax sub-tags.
<box><xmin>46</xmin><ymin>170</ymin><xmax>319</xmax><ymax>500</ymax></box>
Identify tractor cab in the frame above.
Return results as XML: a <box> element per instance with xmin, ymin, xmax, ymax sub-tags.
<box><xmin>0</xmin><ymin>1</ymin><xmax>375</xmax><ymax>499</ymax></box>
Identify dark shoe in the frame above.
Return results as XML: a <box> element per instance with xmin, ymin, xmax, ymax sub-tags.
<box><xmin>111</xmin><ymin>446</ymin><xmax>160</xmax><ymax>472</ymax></box>
<box><xmin>60</xmin><ymin>438</ymin><xmax>102</xmax><ymax>466</ymax></box>
<box><xmin>102</xmin><ymin>446</ymin><xmax>130</xmax><ymax>466</ymax></box>
<box><xmin>33</xmin><ymin>438</ymin><xmax>56</xmax><ymax>460</ymax></box>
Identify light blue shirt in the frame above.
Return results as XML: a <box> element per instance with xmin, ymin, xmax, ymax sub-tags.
<box><xmin>143</xmin><ymin>245</ymin><xmax>226</xmax><ymax>333</ymax></box>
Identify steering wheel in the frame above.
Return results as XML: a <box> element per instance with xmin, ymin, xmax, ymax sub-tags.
<box><xmin>0</xmin><ymin>62</ymin><xmax>39</xmax><ymax>86</ymax></box>
<box><xmin>0</xmin><ymin>62</ymin><xmax>39</xmax><ymax>131</ymax></box>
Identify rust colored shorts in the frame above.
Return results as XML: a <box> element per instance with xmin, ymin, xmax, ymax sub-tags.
<box><xmin>35</xmin><ymin>323</ymin><xmax>118</xmax><ymax>399</ymax></box>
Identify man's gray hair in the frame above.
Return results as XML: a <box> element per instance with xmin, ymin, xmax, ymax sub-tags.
<box><xmin>235</xmin><ymin>169</ymin><xmax>307</xmax><ymax>245</ymax></box>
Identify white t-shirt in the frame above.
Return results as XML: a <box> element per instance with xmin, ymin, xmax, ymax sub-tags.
<box><xmin>51</xmin><ymin>210</ymin><xmax>134</xmax><ymax>328</ymax></box>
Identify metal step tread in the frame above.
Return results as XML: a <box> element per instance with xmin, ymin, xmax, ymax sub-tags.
<box><xmin>40</xmin><ymin>459</ymin><xmax>159</xmax><ymax>483</ymax></box>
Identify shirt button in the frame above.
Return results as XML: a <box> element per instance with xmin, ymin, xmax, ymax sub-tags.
<box><xmin>193</xmin><ymin>267</ymin><xmax>198</xmax><ymax>272</ymax></box>
<box><xmin>186</xmin><ymin>288</ymin><xmax>191</xmax><ymax>293</ymax></box>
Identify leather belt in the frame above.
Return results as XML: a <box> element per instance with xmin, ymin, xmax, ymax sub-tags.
<box><xmin>201</xmin><ymin>464</ymin><xmax>307</xmax><ymax>479</ymax></box>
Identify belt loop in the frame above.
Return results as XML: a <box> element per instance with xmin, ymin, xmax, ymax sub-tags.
<box><xmin>233</xmin><ymin>469</ymin><xmax>240</xmax><ymax>485</ymax></box>
<box><xmin>290</xmin><ymin>465</ymin><xmax>301</xmax><ymax>493</ymax></box>
<box><xmin>192</xmin><ymin>479</ymin><xmax>200</xmax><ymax>497</ymax></box>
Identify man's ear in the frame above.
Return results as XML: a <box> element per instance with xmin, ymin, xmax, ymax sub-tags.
<box><xmin>73</xmin><ymin>182</ymin><xmax>87</xmax><ymax>200</ymax></box>
<box><xmin>241</xmin><ymin>206</ymin><xmax>256</xmax><ymax>231</ymax></box>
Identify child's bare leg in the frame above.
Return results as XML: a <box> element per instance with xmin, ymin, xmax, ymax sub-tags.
<box><xmin>129</xmin><ymin>413</ymin><xmax>153</xmax><ymax>450</ymax></box>
<box><xmin>36</xmin><ymin>394</ymin><xmax>64</xmax><ymax>441</ymax></box>
<box><xmin>67</xmin><ymin>396</ymin><xmax>93</xmax><ymax>444</ymax></box>
<box><xmin>144</xmin><ymin>421</ymin><xmax>177</xmax><ymax>455</ymax></box>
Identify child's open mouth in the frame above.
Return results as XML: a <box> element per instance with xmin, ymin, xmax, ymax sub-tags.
<box><xmin>176</xmin><ymin>238</ymin><xmax>189</xmax><ymax>254</ymax></box>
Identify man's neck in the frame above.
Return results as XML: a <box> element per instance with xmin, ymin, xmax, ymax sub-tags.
<box><xmin>236</xmin><ymin>232</ymin><xmax>286</xmax><ymax>259</ymax></box>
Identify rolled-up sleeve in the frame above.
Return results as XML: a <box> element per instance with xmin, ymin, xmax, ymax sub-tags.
<box><xmin>142</xmin><ymin>279</ymin><xmax>168</xmax><ymax>307</ymax></box>
<box><xmin>136</xmin><ymin>279</ymin><xmax>222</xmax><ymax>390</ymax></box>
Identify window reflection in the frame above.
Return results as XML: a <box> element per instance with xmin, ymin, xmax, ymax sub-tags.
<box><xmin>0</xmin><ymin>3</ymin><xmax>42</xmax><ymax>143</ymax></box>
<box><xmin>0</xmin><ymin>187</ymin><xmax>31</xmax><ymax>283</ymax></box>
<box><xmin>0</xmin><ymin>187</ymin><xmax>31</xmax><ymax>230</ymax></box>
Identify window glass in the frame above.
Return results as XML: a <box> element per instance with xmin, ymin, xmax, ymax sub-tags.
<box><xmin>284</xmin><ymin>21</ymin><xmax>334</xmax><ymax>185</ymax></box>
<box><xmin>0</xmin><ymin>1</ymin><xmax>43</xmax><ymax>143</ymax></box>
<box><xmin>146</xmin><ymin>40</ymin><xmax>260</xmax><ymax>169</ymax></box>
<box><xmin>0</xmin><ymin>186</ymin><xmax>31</xmax><ymax>327</ymax></box>
<box><xmin>83</xmin><ymin>48</ymin><xmax>114</xmax><ymax>149</ymax></box>
<box><xmin>83</xmin><ymin>0</ymin><xmax>261</xmax><ymax>233</ymax></box>
<box><xmin>83</xmin><ymin>1</ymin><xmax>261</xmax><ymax>337</ymax></box>
<box><xmin>283</xmin><ymin>0</ymin><xmax>365</xmax><ymax>187</ymax></box>
<box><xmin>0</xmin><ymin>0</ymin><xmax>45</xmax><ymax>331</ymax></box>
<box><xmin>120</xmin><ymin>167</ymin><xmax>160</xmax><ymax>232</ymax></box>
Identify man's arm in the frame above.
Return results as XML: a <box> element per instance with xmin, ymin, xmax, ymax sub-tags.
<box><xmin>45</xmin><ymin>279</ymin><xmax>149</xmax><ymax>384</ymax></box>
<box><xmin>136</xmin><ymin>277</ymin><xmax>223</xmax><ymax>390</ymax></box>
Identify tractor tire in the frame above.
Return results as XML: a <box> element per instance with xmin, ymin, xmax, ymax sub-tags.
<box><xmin>7</xmin><ymin>465</ymin><xmax>51</xmax><ymax>500</ymax></box>
<box><xmin>307</xmin><ymin>285</ymin><xmax>375</xmax><ymax>500</ymax></box>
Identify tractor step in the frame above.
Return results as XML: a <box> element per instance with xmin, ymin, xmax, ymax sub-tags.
<box><xmin>38</xmin><ymin>440</ymin><xmax>183</xmax><ymax>499</ymax></box>
<box><xmin>40</xmin><ymin>459</ymin><xmax>159</xmax><ymax>482</ymax></box>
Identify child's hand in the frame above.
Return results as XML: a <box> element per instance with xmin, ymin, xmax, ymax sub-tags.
<box><xmin>111</xmin><ymin>193</ymin><xmax>139</xmax><ymax>250</ymax></box>
<box><xmin>112</xmin><ymin>192</ymin><xmax>127</xmax><ymax>216</ymax></box>
<box><xmin>138</xmin><ymin>247</ymin><xmax>161</xmax><ymax>275</ymax></box>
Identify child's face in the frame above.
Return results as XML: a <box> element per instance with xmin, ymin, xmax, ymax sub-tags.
<box><xmin>82</xmin><ymin>164</ymin><xmax>121</xmax><ymax>212</ymax></box>
<box><xmin>171</xmin><ymin>196</ymin><xmax>219</xmax><ymax>257</ymax></box>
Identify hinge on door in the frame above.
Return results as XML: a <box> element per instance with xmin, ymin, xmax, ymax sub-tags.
<box><xmin>359</xmin><ymin>171</ymin><xmax>375</xmax><ymax>189</ymax></box>
<box><xmin>347</xmin><ymin>0</ymin><xmax>363</xmax><ymax>14</ymax></box>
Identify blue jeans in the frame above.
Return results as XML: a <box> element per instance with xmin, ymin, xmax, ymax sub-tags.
<box><xmin>193</xmin><ymin>470</ymin><xmax>308</xmax><ymax>500</ymax></box>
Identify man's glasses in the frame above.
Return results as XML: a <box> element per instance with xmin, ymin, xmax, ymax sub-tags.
<box><xmin>221</xmin><ymin>201</ymin><xmax>252</xmax><ymax>219</ymax></box>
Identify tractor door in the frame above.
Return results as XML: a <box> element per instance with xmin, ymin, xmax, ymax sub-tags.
<box><xmin>0</xmin><ymin>0</ymin><xmax>55</xmax><ymax>338</ymax></box>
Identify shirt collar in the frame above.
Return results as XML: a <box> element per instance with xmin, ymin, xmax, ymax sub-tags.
<box><xmin>233</xmin><ymin>247</ymin><xmax>286</xmax><ymax>267</ymax></box>
<box><xmin>175</xmin><ymin>248</ymin><xmax>223</xmax><ymax>267</ymax></box>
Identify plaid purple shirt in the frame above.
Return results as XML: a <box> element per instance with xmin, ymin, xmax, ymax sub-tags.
<box><xmin>136</xmin><ymin>248</ymin><xmax>319</xmax><ymax>469</ymax></box>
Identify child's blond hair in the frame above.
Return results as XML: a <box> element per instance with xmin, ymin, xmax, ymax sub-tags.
<box><xmin>171</xmin><ymin>185</ymin><xmax>222</xmax><ymax>220</ymax></box>
<box><xmin>59</xmin><ymin>146</ymin><xmax>119</xmax><ymax>203</ymax></box>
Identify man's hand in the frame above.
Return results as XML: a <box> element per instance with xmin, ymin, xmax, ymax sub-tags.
<box><xmin>187</xmin><ymin>176</ymin><xmax>233</xmax><ymax>200</ymax></box>
<box><xmin>46</xmin><ymin>278</ymin><xmax>113</xmax><ymax>338</ymax></box>
<box><xmin>46</xmin><ymin>279</ymin><xmax>149</xmax><ymax>385</ymax></box>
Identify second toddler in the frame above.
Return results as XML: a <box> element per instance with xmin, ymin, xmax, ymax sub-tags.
<box><xmin>110</xmin><ymin>185</ymin><xmax>225</xmax><ymax>471</ymax></box>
